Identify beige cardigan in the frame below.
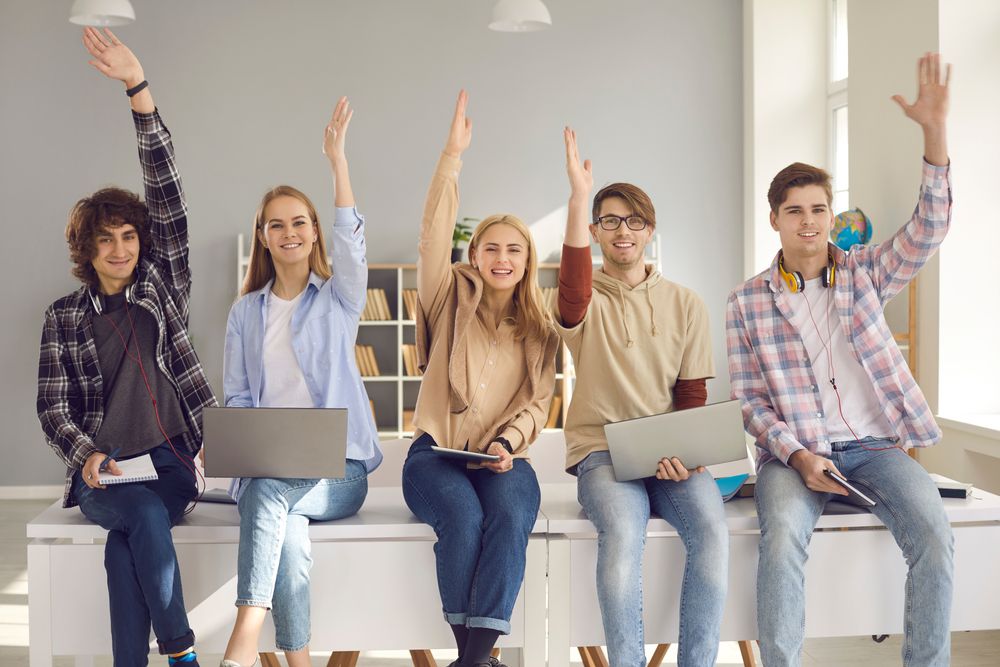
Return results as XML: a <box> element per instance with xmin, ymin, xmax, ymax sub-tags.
<box><xmin>412</xmin><ymin>154</ymin><xmax>559</xmax><ymax>456</ymax></box>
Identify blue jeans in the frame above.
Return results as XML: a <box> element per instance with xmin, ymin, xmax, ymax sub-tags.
<box><xmin>235</xmin><ymin>460</ymin><xmax>368</xmax><ymax>651</ymax></box>
<box><xmin>73</xmin><ymin>443</ymin><xmax>198</xmax><ymax>666</ymax></box>
<box><xmin>755</xmin><ymin>439</ymin><xmax>954</xmax><ymax>667</ymax></box>
<box><xmin>401</xmin><ymin>434</ymin><xmax>541</xmax><ymax>634</ymax></box>
<box><xmin>576</xmin><ymin>451</ymin><xmax>729</xmax><ymax>667</ymax></box>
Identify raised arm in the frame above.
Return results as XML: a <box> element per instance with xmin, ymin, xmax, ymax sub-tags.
<box><xmin>558</xmin><ymin>127</ymin><xmax>595</xmax><ymax>327</ymax></box>
<box><xmin>83</xmin><ymin>28</ymin><xmax>191</xmax><ymax>308</ymax></box>
<box><xmin>322</xmin><ymin>97</ymin><xmax>368</xmax><ymax>315</ymax></box>
<box><xmin>865</xmin><ymin>53</ymin><xmax>952</xmax><ymax>303</ymax></box>
<box><xmin>417</xmin><ymin>91</ymin><xmax>472</xmax><ymax>316</ymax></box>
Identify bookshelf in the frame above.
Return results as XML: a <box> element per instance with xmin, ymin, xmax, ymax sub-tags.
<box><xmin>237</xmin><ymin>234</ymin><xmax>574</xmax><ymax>438</ymax></box>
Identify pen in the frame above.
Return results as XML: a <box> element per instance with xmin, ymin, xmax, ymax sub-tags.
<box><xmin>99</xmin><ymin>448</ymin><xmax>121</xmax><ymax>473</ymax></box>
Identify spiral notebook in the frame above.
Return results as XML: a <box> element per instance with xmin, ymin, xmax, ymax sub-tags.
<box><xmin>97</xmin><ymin>453</ymin><xmax>159</xmax><ymax>485</ymax></box>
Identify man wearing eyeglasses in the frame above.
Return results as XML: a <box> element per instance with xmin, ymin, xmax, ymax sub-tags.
<box><xmin>552</xmin><ymin>128</ymin><xmax>725</xmax><ymax>667</ymax></box>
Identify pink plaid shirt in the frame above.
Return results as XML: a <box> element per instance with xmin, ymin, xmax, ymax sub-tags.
<box><xmin>726</xmin><ymin>161</ymin><xmax>952</xmax><ymax>468</ymax></box>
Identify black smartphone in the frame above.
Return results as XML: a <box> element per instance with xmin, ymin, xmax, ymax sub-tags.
<box><xmin>823</xmin><ymin>469</ymin><xmax>877</xmax><ymax>507</ymax></box>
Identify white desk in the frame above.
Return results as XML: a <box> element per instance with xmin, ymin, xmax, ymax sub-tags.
<box><xmin>27</xmin><ymin>486</ymin><xmax>547</xmax><ymax>667</ymax></box>
<box><xmin>542</xmin><ymin>482</ymin><xmax>1000</xmax><ymax>667</ymax></box>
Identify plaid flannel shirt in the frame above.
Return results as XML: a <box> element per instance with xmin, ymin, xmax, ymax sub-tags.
<box><xmin>36</xmin><ymin>110</ymin><xmax>217</xmax><ymax>507</ymax></box>
<box><xmin>726</xmin><ymin>161</ymin><xmax>952</xmax><ymax>469</ymax></box>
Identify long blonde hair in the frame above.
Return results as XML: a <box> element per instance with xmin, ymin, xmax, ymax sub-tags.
<box><xmin>241</xmin><ymin>185</ymin><xmax>332</xmax><ymax>296</ymax></box>
<box><xmin>468</xmin><ymin>214</ymin><xmax>553</xmax><ymax>343</ymax></box>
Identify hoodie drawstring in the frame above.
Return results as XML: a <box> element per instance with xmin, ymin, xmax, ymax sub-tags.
<box><xmin>616</xmin><ymin>283</ymin><xmax>635</xmax><ymax>348</ymax></box>
<box><xmin>645</xmin><ymin>287</ymin><xmax>658</xmax><ymax>336</ymax></box>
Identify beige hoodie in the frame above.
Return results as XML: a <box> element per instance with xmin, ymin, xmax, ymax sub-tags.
<box><xmin>554</xmin><ymin>266</ymin><xmax>715</xmax><ymax>471</ymax></box>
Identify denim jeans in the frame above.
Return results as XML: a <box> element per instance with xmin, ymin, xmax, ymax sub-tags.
<box><xmin>576</xmin><ymin>451</ymin><xmax>728</xmax><ymax>667</ymax></box>
<box><xmin>401</xmin><ymin>434</ymin><xmax>541</xmax><ymax>634</ymax></box>
<box><xmin>755</xmin><ymin>439</ymin><xmax>954</xmax><ymax>667</ymax></box>
<box><xmin>235</xmin><ymin>460</ymin><xmax>368</xmax><ymax>651</ymax></box>
<box><xmin>73</xmin><ymin>442</ymin><xmax>198</xmax><ymax>666</ymax></box>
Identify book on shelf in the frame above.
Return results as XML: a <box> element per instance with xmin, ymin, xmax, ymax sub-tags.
<box><xmin>355</xmin><ymin>345</ymin><xmax>380</xmax><ymax>376</ymax></box>
<box><xmin>401</xmin><ymin>344</ymin><xmax>422</xmax><ymax>376</ymax></box>
<box><xmin>361</xmin><ymin>288</ymin><xmax>391</xmax><ymax>321</ymax></box>
<box><xmin>402</xmin><ymin>289</ymin><xmax>419</xmax><ymax>321</ymax></box>
<box><xmin>402</xmin><ymin>409</ymin><xmax>415</xmax><ymax>432</ymax></box>
<box><xmin>545</xmin><ymin>395</ymin><xmax>562</xmax><ymax>429</ymax></box>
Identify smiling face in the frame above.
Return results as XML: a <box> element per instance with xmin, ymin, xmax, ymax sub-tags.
<box><xmin>468</xmin><ymin>221</ymin><xmax>529</xmax><ymax>295</ymax></box>
<box><xmin>590</xmin><ymin>195</ymin><xmax>653</xmax><ymax>271</ymax></box>
<box><xmin>91</xmin><ymin>223</ymin><xmax>140</xmax><ymax>294</ymax></box>
<box><xmin>258</xmin><ymin>195</ymin><xmax>319</xmax><ymax>269</ymax></box>
<box><xmin>770</xmin><ymin>184</ymin><xmax>833</xmax><ymax>268</ymax></box>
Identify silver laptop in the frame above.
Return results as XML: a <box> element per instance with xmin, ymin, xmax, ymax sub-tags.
<box><xmin>202</xmin><ymin>407</ymin><xmax>348</xmax><ymax>478</ymax></box>
<box><xmin>604</xmin><ymin>400</ymin><xmax>747</xmax><ymax>482</ymax></box>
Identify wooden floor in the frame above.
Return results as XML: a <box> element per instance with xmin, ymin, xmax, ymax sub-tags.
<box><xmin>4</xmin><ymin>499</ymin><xmax>998</xmax><ymax>666</ymax></box>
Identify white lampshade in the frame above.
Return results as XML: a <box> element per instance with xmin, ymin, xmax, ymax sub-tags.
<box><xmin>489</xmin><ymin>0</ymin><xmax>552</xmax><ymax>32</ymax></box>
<box><xmin>69</xmin><ymin>0</ymin><xmax>136</xmax><ymax>27</ymax></box>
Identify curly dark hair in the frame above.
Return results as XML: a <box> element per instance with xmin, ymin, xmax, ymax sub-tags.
<box><xmin>65</xmin><ymin>187</ymin><xmax>151</xmax><ymax>289</ymax></box>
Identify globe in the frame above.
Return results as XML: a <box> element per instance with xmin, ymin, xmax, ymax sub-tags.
<box><xmin>831</xmin><ymin>207</ymin><xmax>872</xmax><ymax>251</ymax></box>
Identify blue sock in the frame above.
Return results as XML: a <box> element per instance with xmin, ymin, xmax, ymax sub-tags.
<box><xmin>168</xmin><ymin>650</ymin><xmax>198</xmax><ymax>664</ymax></box>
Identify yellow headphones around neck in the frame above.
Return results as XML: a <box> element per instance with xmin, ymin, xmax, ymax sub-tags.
<box><xmin>777</xmin><ymin>252</ymin><xmax>836</xmax><ymax>293</ymax></box>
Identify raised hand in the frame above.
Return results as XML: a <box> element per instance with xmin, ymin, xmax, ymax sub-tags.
<box><xmin>891</xmin><ymin>53</ymin><xmax>950</xmax><ymax>128</ymax></box>
<box><xmin>82</xmin><ymin>27</ymin><xmax>143</xmax><ymax>88</ymax></box>
<box><xmin>564</xmin><ymin>127</ymin><xmax>594</xmax><ymax>197</ymax></box>
<box><xmin>891</xmin><ymin>53</ymin><xmax>950</xmax><ymax>166</ymax></box>
<box><xmin>323</xmin><ymin>96</ymin><xmax>354</xmax><ymax>164</ymax></box>
<box><xmin>444</xmin><ymin>90</ymin><xmax>472</xmax><ymax>158</ymax></box>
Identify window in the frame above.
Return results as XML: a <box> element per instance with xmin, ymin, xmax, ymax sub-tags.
<box><xmin>828</xmin><ymin>0</ymin><xmax>848</xmax><ymax>214</ymax></box>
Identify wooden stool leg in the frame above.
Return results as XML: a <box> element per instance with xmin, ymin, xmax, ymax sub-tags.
<box><xmin>491</xmin><ymin>646</ymin><xmax>501</xmax><ymax>657</ymax></box>
<box><xmin>739</xmin><ymin>640</ymin><xmax>757</xmax><ymax>667</ymax></box>
<box><xmin>409</xmin><ymin>648</ymin><xmax>438</xmax><ymax>667</ymax></box>
<box><xmin>578</xmin><ymin>646</ymin><xmax>609</xmax><ymax>667</ymax></box>
<box><xmin>326</xmin><ymin>651</ymin><xmax>360</xmax><ymax>667</ymax></box>
<box><xmin>647</xmin><ymin>643</ymin><xmax>670</xmax><ymax>667</ymax></box>
<box><xmin>259</xmin><ymin>653</ymin><xmax>281</xmax><ymax>667</ymax></box>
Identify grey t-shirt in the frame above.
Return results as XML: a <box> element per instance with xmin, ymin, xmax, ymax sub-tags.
<box><xmin>92</xmin><ymin>291</ymin><xmax>188</xmax><ymax>457</ymax></box>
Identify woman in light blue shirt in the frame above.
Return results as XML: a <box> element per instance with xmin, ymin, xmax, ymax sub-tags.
<box><xmin>219</xmin><ymin>98</ymin><xmax>382</xmax><ymax>667</ymax></box>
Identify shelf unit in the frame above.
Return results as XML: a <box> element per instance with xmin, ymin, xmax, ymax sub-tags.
<box><xmin>237</xmin><ymin>234</ymin><xmax>573</xmax><ymax>438</ymax></box>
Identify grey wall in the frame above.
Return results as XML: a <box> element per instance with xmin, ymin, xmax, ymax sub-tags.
<box><xmin>0</xmin><ymin>0</ymin><xmax>743</xmax><ymax>487</ymax></box>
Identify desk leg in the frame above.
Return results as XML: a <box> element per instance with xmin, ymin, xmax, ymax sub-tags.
<box><xmin>409</xmin><ymin>649</ymin><xmax>437</xmax><ymax>667</ymax></box>
<box><xmin>647</xmin><ymin>643</ymin><xmax>670</xmax><ymax>667</ymax></box>
<box><xmin>28</xmin><ymin>540</ymin><xmax>54</xmax><ymax>667</ymax></box>
<box><xmin>326</xmin><ymin>651</ymin><xmax>360</xmax><ymax>667</ymax></box>
<box><xmin>578</xmin><ymin>646</ymin><xmax>608</xmax><ymax>667</ymax></box>
<box><xmin>547</xmin><ymin>537</ymin><xmax>571</xmax><ymax>667</ymax></box>
<box><xmin>521</xmin><ymin>537</ymin><xmax>546</xmax><ymax>667</ymax></box>
<box><xmin>738</xmin><ymin>640</ymin><xmax>757</xmax><ymax>666</ymax></box>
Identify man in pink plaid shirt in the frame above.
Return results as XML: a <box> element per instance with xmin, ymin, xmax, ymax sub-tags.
<box><xmin>726</xmin><ymin>54</ymin><xmax>953</xmax><ymax>667</ymax></box>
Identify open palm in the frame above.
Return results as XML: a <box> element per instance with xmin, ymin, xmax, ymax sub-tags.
<box><xmin>82</xmin><ymin>27</ymin><xmax>143</xmax><ymax>86</ymax></box>
<box><xmin>892</xmin><ymin>53</ymin><xmax>950</xmax><ymax>128</ymax></box>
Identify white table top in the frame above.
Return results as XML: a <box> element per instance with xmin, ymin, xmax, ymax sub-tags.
<box><xmin>27</xmin><ymin>486</ymin><xmax>548</xmax><ymax>541</ymax></box>
<box><xmin>540</xmin><ymin>479</ymin><xmax>1000</xmax><ymax>537</ymax></box>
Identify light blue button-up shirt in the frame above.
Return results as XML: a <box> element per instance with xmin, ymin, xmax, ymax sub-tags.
<box><xmin>224</xmin><ymin>207</ymin><xmax>383</xmax><ymax>498</ymax></box>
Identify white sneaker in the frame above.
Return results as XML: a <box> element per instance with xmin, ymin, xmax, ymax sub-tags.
<box><xmin>219</xmin><ymin>659</ymin><xmax>258</xmax><ymax>667</ymax></box>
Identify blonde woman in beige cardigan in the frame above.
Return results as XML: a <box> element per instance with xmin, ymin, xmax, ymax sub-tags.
<box><xmin>401</xmin><ymin>91</ymin><xmax>559</xmax><ymax>667</ymax></box>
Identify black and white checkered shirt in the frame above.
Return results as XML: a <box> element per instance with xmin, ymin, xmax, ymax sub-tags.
<box><xmin>36</xmin><ymin>110</ymin><xmax>217</xmax><ymax>507</ymax></box>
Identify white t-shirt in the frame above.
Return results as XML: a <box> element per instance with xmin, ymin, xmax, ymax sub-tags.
<box><xmin>260</xmin><ymin>290</ymin><xmax>314</xmax><ymax>408</ymax></box>
<box><xmin>787</xmin><ymin>278</ymin><xmax>894</xmax><ymax>442</ymax></box>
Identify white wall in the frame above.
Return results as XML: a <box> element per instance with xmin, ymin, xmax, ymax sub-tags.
<box><xmin>936</xmin><ymin>0</ymin><xmax>1000</xmax><ymax>419</ymax></box>
<box><xmin>743</xmin><ymin>0</ymin><xmax>828</xmax><ymax>277</ymax></box>
<box><xmin>850</xmin><ymin>0</ymin><xmax>1000</xmax><ymax>482</ymax></box>
<box><xmin>0</xmin><ymin>1</ymin><xmax>743</xmax><ymax>488</ymax></box>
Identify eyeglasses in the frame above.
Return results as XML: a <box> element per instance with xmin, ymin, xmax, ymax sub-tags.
<box><xmin>594</xmin><ymin>215</ymin><xmax>648</xmax><ymax>231</ymax></box>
